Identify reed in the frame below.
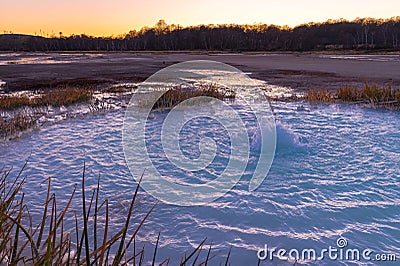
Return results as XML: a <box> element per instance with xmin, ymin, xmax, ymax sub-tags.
<box><xmin>0</xmin><ymin>164</ymin><xmax>228</xmax><ymax>265</ymax></box>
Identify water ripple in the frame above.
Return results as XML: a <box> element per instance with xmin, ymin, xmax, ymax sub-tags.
<box><xmin>0</xmin><ymin>101</ymin><xmax>399</xmax><ymax>264</ymax></box>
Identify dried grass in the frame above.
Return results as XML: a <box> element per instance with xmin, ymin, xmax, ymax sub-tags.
<box><xmin>152</xmin><ymin>83</ymin><xmax>236</xmax><ymax>111</ymax></box>
<box><xmin>0</xmin><ymin>86</ymin><xmax>93</xmax><ymax>110</ymax></box>
<box><xmin>305</xmin><ymin>83</ymin><xmax>400</xmax><ymax>109</ymax></box>
<box><xmin>0</xmin><ymin>112</ymin><xmax>37</xmax><ymax>139</ymax></box>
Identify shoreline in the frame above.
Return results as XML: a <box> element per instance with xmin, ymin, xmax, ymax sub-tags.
<box><xmin>0</xmin><ymin>52</ymin><xmax>399</xmax><ymax>93</ymax></box>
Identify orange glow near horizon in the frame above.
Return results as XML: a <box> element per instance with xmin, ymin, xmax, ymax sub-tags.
<box><xmin>1</xmin><ymin>0</ymin><xmax>400</xmax><ymax>37</ymax></box>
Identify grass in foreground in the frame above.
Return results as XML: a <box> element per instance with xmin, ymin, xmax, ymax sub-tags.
<box><xmin>305</xmin><ymin>83</ymin><xmax>400</xmax><ymax>109</ymax></box>
<box><xmin>0</xmin><ymin>163</ymin><xmax>229</xmax><ymax>265</ymax></box>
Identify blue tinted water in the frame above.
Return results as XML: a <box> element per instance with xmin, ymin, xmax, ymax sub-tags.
<box><xmin>1</xmin><ymin>101</ymin><xmax>399</xmax><ymax>265</ymax></box>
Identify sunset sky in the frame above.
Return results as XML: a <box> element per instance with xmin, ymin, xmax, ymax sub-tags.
<box><xmin>1</xmin><ymin>0</ymin><xmax>399</xmax><ymax>37</ymax></box>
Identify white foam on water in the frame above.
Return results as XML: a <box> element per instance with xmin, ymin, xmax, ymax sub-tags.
<box><xmin>275</xmin><ymin>120</ymin><xmax>301</xmax><ymax>148</ymax></box>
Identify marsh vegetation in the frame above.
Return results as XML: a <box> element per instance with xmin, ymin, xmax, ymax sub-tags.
<box><xmin>0</xmin><ymin>164</ymin><xmax>229</xmax><ymax>265</ymax></box>
<box><xmin>304</xmin><ymin>83</ymin><xmax>400</xmax><ymax>109</ymax></box>
<box><xmin>152</xmin><ymin>83</ymin><xmax>236</xmax><ymax>111</ymax></box>
<box><xmin>0</xmin><ymin>87</ymin><xmax>93</xmax><ymax>110</ymax></box>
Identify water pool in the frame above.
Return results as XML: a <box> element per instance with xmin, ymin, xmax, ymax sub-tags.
<box><xmin>1</xmin><ymin>99</ymin><xmax>399</xmax><ymax>265</ymax></box>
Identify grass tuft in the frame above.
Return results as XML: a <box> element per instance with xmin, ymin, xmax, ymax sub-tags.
<box><xmin>152</xmin><ymin>83</ymin><xmax>236</xmax><ymax>111</ymax></box>
<box><xmin>0</xmin><ymin>86</ymin><xmax>94</xmax><ymax>139</ymax></box>
<box><xmin>304</xmin><ymin>88</ymin><xmax>335</xmax><ymax>102</ymax></box>
<box><xmin>0</xmin><ymin>87</ymin><xmax>93</xmax><ymax>110</ymax></box>
<box><xmin>305</xmin><ymin>83</ymin><xmax>400</xmax><ymax>109</ymax></box>
<box><xmin>0</xmin><ymin>111</ymin><xmax>37</xmax><ymax>139</ymax></box>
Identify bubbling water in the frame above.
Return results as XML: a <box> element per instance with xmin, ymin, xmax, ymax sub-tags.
<box><xmin>123</xmin><ymin>60</ymin><xmax>276</xmax><ymax>205</ymax></box>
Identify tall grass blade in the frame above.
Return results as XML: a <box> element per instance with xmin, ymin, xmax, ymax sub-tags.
<box><xmin>224</xmin><ymin>246</ymin><xmax>232</xmax><ymax>266</ymax></box>
<box><xmin>180</xmin><ymin>238</ymin><xmax>207</xmax><ymax>266</ymax></box>
<box><xmin>36</xmin><ymin>177</ymin><xmax>51</xmax><ymax>250</ymax></box>
<box><xmin>98</xmin><ymin>199</ymin><xmax>108</xmax><ymax>266</ymax></box>
<box><xmin>0</xmin><ymin>210</ymin><xmax>39</xmax><ymax>257</ymax></box>
<box><xmin>93</xmin><ymin>174</ymin><xmax>100</xmax><ymax>266</ymax></box>
<box><xmin>151</xmin><ymin>231</ymin><xmax>161</xmax><ymax>266</ymax></box>
<box><xmin>81</xmin><ymin>162</ymin><xmax>91</xmax><ymax>266</ymax></box>
<box><xmin>11</xmin><ymin>194</ymin><xmax>24</xmax><ymax>264</ymax></box>
<box><xmin>112</xmin><ymin>172</ymin><xmax>144</xmax><ymax>265</ymax></box>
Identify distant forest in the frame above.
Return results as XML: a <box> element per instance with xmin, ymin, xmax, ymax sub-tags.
<box><xmin>1</xmin><ymin>17</ymin><xmax>400</xmax><ymax>51</ymax></box>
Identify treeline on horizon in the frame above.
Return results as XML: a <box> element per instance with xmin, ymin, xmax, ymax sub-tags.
<box><xmin>1</xmin><ymin>17</ymin><xmax>400</xmax><ymax>52</ymax></box>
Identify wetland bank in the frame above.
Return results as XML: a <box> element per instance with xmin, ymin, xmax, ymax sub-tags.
<box><xmin>0</xmin><ymin>52</ymin><xmax>399</xmax><ymax>264</ymax></box>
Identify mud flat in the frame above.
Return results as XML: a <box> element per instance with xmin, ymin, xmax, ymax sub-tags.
<box><xmin>0</xmin><ymin>52</ymin><xmax>399</xmax><ymax>92</ymax></box>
